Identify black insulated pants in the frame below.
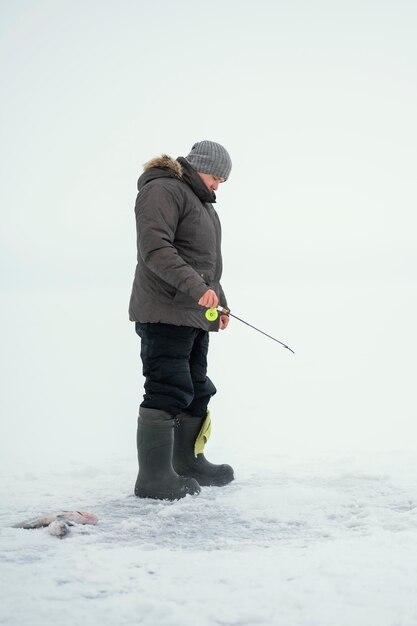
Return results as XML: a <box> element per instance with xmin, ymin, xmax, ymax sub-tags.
<box><xmin>135</xmin><ymin>322</ymin><xmax>217</xmax><ymax>418</ymax></box>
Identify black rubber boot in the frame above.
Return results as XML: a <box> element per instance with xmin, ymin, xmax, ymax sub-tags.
<box><xmin>134</xmin><ymin>407</ymin><xmax>201</xmax><ymax>500</ymax></box>
<box><xmin>172</xmin><ymin>414</ymin><xmax>234</xmax><ymax>487</ymax></box>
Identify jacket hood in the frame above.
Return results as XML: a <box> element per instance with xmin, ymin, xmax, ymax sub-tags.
<box><xmin>137</xmin><ymin>155</ymin><xmax>182</xmax><ymax>191</ymax></box>
<box><xmin>137</xmin><ymin>154</ymin><xmax>216</xmax><ymax>203</ymax></box>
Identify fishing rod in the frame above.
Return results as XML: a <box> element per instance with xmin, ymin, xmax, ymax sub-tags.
<box><xmin>205</xmin><ymin>306</ymin><xmax>295</xmax><ymax>354</ymax></box>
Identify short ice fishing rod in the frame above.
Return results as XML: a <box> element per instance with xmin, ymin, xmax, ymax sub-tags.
<box><xmin>205</xmin><ymin>306</ymin><xmax>295</xmax><ymax>354</ymax></box>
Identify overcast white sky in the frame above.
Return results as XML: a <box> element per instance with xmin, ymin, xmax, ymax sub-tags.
<box><xmin>1</xmin><ymin>0</ymin><xmax>416</xmax><ymax>470</ymax></box>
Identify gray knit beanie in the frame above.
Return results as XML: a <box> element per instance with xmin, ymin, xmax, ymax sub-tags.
<box><xmin>185</xmin><ymin>140</ymin><xmax>232</xmax><ymax>181</ymax></box>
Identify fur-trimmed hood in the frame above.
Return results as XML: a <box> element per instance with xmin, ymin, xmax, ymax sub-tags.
<box><xmin>138</xmin><ymin>154</ymin><xmax>216</xmax><ymax>204</ymax></box>
<box><xmin>143</xmin><ymin>154</ymin><xmax>183</xmax><ymax>178</ymax></box>
<box><xmin>137</xmin><ymin>154</ymin><xmax>182</xmax><ymax>193</ymax></box>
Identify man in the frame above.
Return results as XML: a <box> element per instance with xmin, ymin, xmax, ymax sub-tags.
<box><xmin>129</xmin><ymin>140</ymin><xmax>234</xmax><ymax>500</ymax></box>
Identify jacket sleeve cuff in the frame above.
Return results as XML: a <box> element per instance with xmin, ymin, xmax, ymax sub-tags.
<box><xmin>219</xmin><ymin>283</ymin><xmax>227</xmax><ymax>307</ymax></box>
<box><xmin>189</xmin><ymin>283</ymin><xmax>209</xmax><ymax>302</ymax></box>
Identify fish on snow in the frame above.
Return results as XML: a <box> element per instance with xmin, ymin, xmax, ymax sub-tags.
<box><xmin>14</xmin><ymin>511</ymin><xmax>98</xmax><ymax>538</ymax></box>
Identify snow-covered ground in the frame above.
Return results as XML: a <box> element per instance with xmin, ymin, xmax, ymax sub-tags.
<box><xmin>2</xmin><ymin>450</ymin><xmax>417</xmax><ymax>626</ymax></box>
<box><xmin>2</xmin><ymin>1</ymin><xmax>417</xmax><ymax>624</ymax></box>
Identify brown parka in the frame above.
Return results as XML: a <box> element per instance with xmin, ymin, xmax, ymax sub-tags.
<box><xmin>128</xmin><ymin>155</ymin><xmax>227</xmax><ymax>331</ymax></box>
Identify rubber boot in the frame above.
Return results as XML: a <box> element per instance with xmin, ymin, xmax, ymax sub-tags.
<box><xmin>172</xmin><ymin>413</ymin><xmax>234</xmax><ymax>487</ymax></box>
<box><xmin>134</xmin><ymin>407</ymin><xmax>201</xmax><ymax>500</ymax></box>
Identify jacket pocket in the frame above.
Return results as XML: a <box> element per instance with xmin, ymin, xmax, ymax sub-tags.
<box><xmin>195</xmin><ymin>268</ymin><xmax>214</xmax><ymax>285</ymax></box>
<box><xmin>173</xmin><ymin>267</ymin><xmax>215</xmax><ymax>307</ymax></box>
<box><xmin>173</xmin><ymin>289</ymin><xmax>199</xmax><ymax>308</ymax></box>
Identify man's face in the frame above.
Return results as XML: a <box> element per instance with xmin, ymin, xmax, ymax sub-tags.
<box><xmin>198</xmin><ymin>172</ymin><xmax>225</xmax><ymax>191</ymax></box>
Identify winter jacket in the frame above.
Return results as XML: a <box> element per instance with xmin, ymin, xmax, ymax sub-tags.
<box><xmin>128</xmin><ymin>155</ymin><xmax>227</xmax><ymax>331</ymax></box>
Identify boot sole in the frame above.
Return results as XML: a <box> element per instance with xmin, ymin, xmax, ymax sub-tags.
<box><xmin>134</xmin><ymin>479</ymin><xmax>201</xmax><ymax>500</ymax></box>
<box><xmin>175</xmin><ymin>470</ymin><xmax>234</xmax><ymax>487</ymax></box>
<box><xmin>134</xmin><ymin>487</ymin><xmax>199</xmax><ymax>500</ymax></box>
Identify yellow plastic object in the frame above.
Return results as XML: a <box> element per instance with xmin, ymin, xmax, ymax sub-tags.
<box><xmin>205</xmin><ymin>308</ymin><xmax>218</xmax><ymax>322</ymax></box>
<box><xmin>194</xmin><ymin>411</ymin><xmax>212</xmax><ymax>457</ymax></box>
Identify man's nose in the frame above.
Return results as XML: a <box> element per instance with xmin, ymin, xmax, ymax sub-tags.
<box><xmin>212</xmin><ymin>181</ymin><xmax>219</xmax><ymax>190</ymax></box>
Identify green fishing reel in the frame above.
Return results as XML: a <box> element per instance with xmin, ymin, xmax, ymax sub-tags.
<box><xmin>205</xmin><ymin>308</ymin><xmax>219</xmax><ymax>322</ymax></box>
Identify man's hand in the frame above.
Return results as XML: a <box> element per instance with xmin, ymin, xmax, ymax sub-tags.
<box><xmin>219</xmin><ymin>315</ymin><xmax>229</xmax><ymax>330</ymax></box>
<box><xmin>198</xmin><ymin>289</ymin><xmax>219</xmax><ymax>309</ymax></box>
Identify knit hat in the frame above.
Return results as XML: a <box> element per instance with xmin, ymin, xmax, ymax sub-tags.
<box><xmin>184</xmin><ymin>140</ymin><xmax>232</xmax><ymax>181</ymax></box>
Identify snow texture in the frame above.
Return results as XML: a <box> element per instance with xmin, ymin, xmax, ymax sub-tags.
<box><xmin>2</xmin><ymin>451</ymin><xmax>417</xmax><ymax>626</ymax></box>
